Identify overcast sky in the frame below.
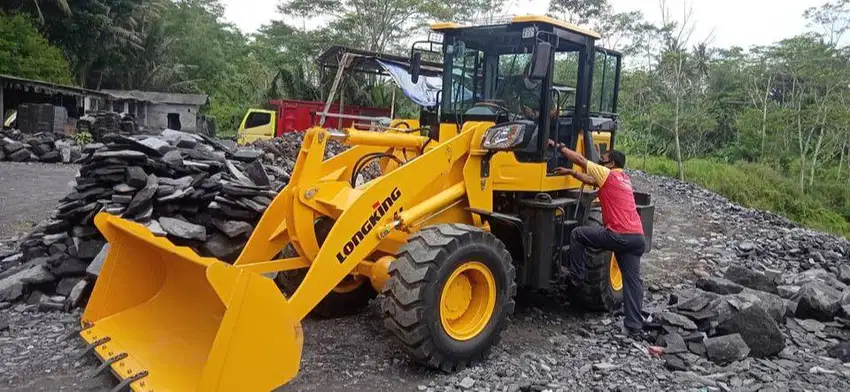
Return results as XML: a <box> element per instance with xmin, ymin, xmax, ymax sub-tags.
<box><xmin>222</xmin><ymin>0</ymin><xmax>823</xmax><ymax>49</ymax></box>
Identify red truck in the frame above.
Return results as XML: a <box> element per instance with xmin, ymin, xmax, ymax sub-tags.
<box><xmin>237</xmin><ymin>99</ymin><xmax>391</xmax><ymax>144</ymax></box>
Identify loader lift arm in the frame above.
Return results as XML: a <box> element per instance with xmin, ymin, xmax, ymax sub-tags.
<box><xmin>246</xmin><ymin>126</ymin><xmax>474</xmax><ymax>321</ymax></box>
<box><xmin>81</xmin><ymin>126</ymin><xmax>478</xmax><ymax>392</ymax></box>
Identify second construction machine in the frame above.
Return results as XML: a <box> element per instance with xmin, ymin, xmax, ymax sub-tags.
<box><xmin>80</xmin><ymin>15</ymin><xmax>654</xmax><ymax>391</ymax></box>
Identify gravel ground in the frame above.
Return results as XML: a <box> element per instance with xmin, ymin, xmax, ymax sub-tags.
<box><xmin>0</xmin><ymin>168</ymin><xmax>847</xmax><ymax>391</ymax></box>
<box><xmin>0</xmin><ymin>162</ymin><xmax>79</xmax><ymax>242</ymax></box>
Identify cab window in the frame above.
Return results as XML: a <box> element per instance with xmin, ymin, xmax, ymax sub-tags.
<box><xmin>590</xmin><ymin>51</ymin><xmax>618</xmax><ymax>114</ymax></box>
<box><xmin>448</xmin><ymin>44</ymin><xmax>482</xmax><ymax>114</ymax></box>
<box><xmin>494</xmin><ymin>52</ymin><xmax>541</xmax><ymax>121</ymax></box>
<box><xmin>245</xmin><ymin>112</ymin><xmax>272</xmax><ymax>128</ymax></box>
<box><xmin>552</xmin><ymin>51</ymin><xmax>579</xmax><ymax>113</ymax></box>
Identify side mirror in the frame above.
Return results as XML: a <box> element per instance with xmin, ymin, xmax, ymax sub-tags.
<box><xmin>410</xmin><ymin>52</ymin><xmax>422</xmax><ymax>84</ymax></box>
<box><xmin>527</xmin><ymin>41</ymin><xmax>552</xmax><ymax>81</ymax></box>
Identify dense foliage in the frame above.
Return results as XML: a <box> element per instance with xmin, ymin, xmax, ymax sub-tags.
<box><xmin>2</xmin><ymin>0</ymin><xmax>849</xmax><ymax>234</ymax></box>
<box><xmin>0</xmin><ymin>12</ymin><xmax>73</xmax><ymax>84</ymax></box>
<box><xmin>549</xmin><ymin>0</ymin><xmax>850</xmax><ymax>235</ymax></box>
<box><xmin>639</xmin><ymin>156</ymin><xmax>850</xmax><ymax>237</ymax></box>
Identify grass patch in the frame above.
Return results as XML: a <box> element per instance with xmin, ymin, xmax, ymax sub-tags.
<box><xmin>635</xmin><ymin>156</ymin><xmax>850</xmax><ymax>238</ymax></box>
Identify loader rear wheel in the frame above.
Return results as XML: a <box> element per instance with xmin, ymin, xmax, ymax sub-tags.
<box><xmin>276</xmin><ymin>244</ymin><xmax>377</xmax><ymax>318</ymax></box>
<box><xmin>571</xmin><ymin>214</ymin><xmax>624</xmax><ymax>312</ymax></box>
<box><xmin>572</xmin><ymin>250</ymin><xmax>623</xmax><ymax>311</ymax></box>
<box><xmin>382</xmin><ymin>224</ymin><xmax>516</xmax><ymax>372</ymax></box>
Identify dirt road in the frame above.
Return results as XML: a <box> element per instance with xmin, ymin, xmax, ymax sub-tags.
<box><xmin>0</xmin><ymin>162</ymin><xmax>79</xmax><ymax>241</ymax></box>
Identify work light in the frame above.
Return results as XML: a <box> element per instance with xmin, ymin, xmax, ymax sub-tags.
<box><xmin>481</xmin><ymin>122</ymin><xmax>531</xmax><ymax>150</ymax></box>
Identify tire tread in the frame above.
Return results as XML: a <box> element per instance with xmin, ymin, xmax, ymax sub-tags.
<box><xmin>382</xmin><ymin>224</ymin><xmax>516</xmax><ymax>372</ymax></box>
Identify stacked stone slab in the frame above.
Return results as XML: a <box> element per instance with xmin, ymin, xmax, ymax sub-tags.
<box><xmin>16</xmin><ymin>104</ymin><xmax>68</xmax><ymax>134</ymax></box>
<box><xmin>76</xmin><ymin>111</ymin><xmax>138</xmax><ymax>141</ymax></box>
<box><xmin>0</xmin><ymin>129</ymin><xmax>81</xmax><ymax>163</ymax></box>
<box><xmin>0</xmin><ymin>130</ymin><xmax>296</xmax><ymax>310</ymax></box>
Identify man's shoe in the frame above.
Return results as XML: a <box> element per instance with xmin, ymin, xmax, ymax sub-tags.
<box><xmin>560</xmin><ymin>268</ymin><xmax>583</xmax><ymax>287</ymax></box>
<box><xmin>626</xmin><ymin>327</ymin><xmax>649</xmax><ymax>342</ymax></box>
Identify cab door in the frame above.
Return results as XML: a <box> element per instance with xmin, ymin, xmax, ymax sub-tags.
<box><xmin>237</xmin><ymin>109</ymin><xmax>276</xmax><ymax>144</ymax></box>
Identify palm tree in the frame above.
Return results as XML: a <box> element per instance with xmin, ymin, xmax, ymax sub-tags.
<box><xmin>1</xmin><ymin>0</ymin><xmax>71</xmax><ymax>24</ymax></box>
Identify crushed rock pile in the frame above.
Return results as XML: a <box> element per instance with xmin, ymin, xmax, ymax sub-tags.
<box><xmin>247</xmin><ymin>132</ymin><xmax>348</xmax><ymax>166</ymax></box>
<box><xmin>402</xmin><ymin>172</ymin><xmax>850</xmax><ymax>392</ymax></box>
<box><xmin>628</xmin><ymin>170</ymin><xmax>850</xmax><ymax>371</ymax></box>
<box><xmin>631</xmin><ymin>171</ymin><xmax>850</xmax><ymax>388</ymax></box>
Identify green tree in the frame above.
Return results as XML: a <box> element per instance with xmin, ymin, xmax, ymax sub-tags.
<box><xmin>804</xmin><ymin>0</ymin><xmax>850</xmax><ymax>46</ymax></box>
<box><xmin>33</xmin><ymin>0</ymin><xmax>165</xmax><ymax>86</ymax></box>
<box><xmin>548</xmin><ymin>0</ymin><xmax>609</xmax><ymax>25</ymax></box>
<box><xmin>278</xmin><ymin>0</ymin><xmax>493</xmax><ymax>53</ymax></box>
<box><xmin>2</xmin><ymin>0</ymin><xmax>71</xmax><ymax>24</ymax></box>
<box><xmin>0</xmin><ymin>12</ymin><xmax>73</xmax><ymax>84</ymax></box>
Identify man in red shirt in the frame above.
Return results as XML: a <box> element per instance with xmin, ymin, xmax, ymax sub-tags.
<box><xmin>552</xmin><ymin>142</ymin><xmax>647</xmax><ymax>336</ymax></box>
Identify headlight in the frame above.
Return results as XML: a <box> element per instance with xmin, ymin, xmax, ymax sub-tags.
<box><xmin>481</xmin><ymin>122</ymin><xmax>529</xmax><ymax>150</ymax></box>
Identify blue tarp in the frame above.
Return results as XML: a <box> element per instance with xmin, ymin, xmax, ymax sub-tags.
<box><xmin>376</xmin><ymin>59</ymin><xmax>443</xmax><ymax>107</ymax></box>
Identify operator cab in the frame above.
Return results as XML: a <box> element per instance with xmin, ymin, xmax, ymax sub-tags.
<box><xmin>411</xmin><ymin>16</ymin><xmax>622</xmax><ymax>169</ymax></box>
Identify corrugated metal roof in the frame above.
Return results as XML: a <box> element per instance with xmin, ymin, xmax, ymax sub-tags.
<box><xmin>316</xmin><ymin>45</ymin><xmax>444</xmax><ymax>76</ymax></box>
<box><xmin>0</xmin><ymin>74</ymin><xmax>109</xmax><ymax>97</ymax></box>
<box><xmin>102</xmin><ymin>90</ymin><xmax>209</xmax><ymax>106</ymax></box>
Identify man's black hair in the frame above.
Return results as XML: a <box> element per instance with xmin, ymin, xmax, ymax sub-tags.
<box><xmin>608</xmin><ymin>150</ymin><xmax>626</xmax><ymax>169</ymax></box>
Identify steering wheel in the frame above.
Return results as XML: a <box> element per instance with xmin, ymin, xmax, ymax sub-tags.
<box><xmin>468</xmin><ymin>101</ymin><xmax>514</xmax><ymax>120</ymax></box>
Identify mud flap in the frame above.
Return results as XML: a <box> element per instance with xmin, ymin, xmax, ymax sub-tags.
<box><xmin>81</xmin><ymin>213</ymin><xmax>303</xmax><ymax>391</ymax></box>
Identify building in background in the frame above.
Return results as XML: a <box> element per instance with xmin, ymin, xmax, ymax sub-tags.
<box><xmin>1</xmin><ymin>75</ymin><xmax>210</xmax><ymax>134</ymax></box>
<box><xmin>1</xmin><ymin>73</ymin><xmax>108</xmax><ymax>131</ymax></box>
<box><xmin>102</xmin><ymin>90</ymin><xmax>209</xmax><ymax>132</ymax></box>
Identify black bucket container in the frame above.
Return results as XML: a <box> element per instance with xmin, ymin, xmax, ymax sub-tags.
<box><xmin>633</xmin><ymin>192</ymin><xmax>655</xmax><ymax>252</ymax></box>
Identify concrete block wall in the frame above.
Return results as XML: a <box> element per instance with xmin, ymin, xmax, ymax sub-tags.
<box><xmin>143</xmin><ymin>103</ymin><xmax>199</xmax><ymax>132</ymax></box>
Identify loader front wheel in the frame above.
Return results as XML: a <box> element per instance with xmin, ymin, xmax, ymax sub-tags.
<box><xmin>276</xmin><ymin>244</ymin><xmax>377</xmax><ymax>318</ymax></box>
<box><xmin>382</xmin><ymin>224</ymin><xmax>516</xmax><ymax>372</ymax></box>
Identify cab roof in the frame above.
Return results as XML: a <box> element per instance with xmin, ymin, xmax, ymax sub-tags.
<box><xmin>430</xmin><ymin>15</ymin><xmax>601</xmax><ymax>40</ymax></box>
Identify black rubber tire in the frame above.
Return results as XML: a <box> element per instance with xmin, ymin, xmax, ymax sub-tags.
<box><xmin>571</xmin><ymin>212</ymin><xmax>624</xmax><ymax>312</ymax></box>
<box><xmin>381</xmin><ymin>223</ymin><xmax>517</xmax><ymax>372</ymax></box>
<box><xmin>276</xmin><ymin>244</ymin><xmax>377</xmax><ymax>319</ymax></box>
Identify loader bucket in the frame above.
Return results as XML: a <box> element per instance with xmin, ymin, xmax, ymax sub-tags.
<box><xmin>81</xmin><ymin>213</ymin><xmax>303</xmax><ymax>392</ymax></box>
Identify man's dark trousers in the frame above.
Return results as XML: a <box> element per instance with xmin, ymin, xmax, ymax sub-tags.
<box><xmin>570</xmin><ymin>225</ymin><xmax>646</xmax><ymax>330</ymax></box>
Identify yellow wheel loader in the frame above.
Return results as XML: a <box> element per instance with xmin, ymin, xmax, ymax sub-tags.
<box><xmin>80</xmin><ymin>15</ymin><xmax>654</xmax><ymax>391</ymax></box>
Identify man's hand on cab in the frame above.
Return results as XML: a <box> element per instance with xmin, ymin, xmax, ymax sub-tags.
<box><xmin>553</xmin><ymin>167</ymin><xmax>574</xmax><ymax>176</ymax></box>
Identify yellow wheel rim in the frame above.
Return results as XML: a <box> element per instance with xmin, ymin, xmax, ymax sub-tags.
<box><xmin>609</xmin><ymin>254</ymin><xmax>623</xmax><ymax>291</ymax></box>
<box><xmin>439</xmin><ymin>262</ymin><xmax>497</xmax><ymax>341</ymax></box>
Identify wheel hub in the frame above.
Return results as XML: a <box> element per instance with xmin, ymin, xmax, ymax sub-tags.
<box><xmin>443</xmin><ymin>275</ymin><xmax>472</xmax><ymax>319</ymax></box>
<box><xmin>439</xmin><ymin>262</ymin><xmax>497</xmax><ymax>341</ymax></box>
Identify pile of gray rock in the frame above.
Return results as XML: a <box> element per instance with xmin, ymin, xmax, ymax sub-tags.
<box><xmin>248</xmin><ymin>132</ymin><xmax>348</xmax><ymax>167</ymax></box>
<box><xmin>630</xmin><ymin>170</ymin><xmax>850</xmax><ymax>377</ymax></box>
<box><xmin>0</xmin><ymin>130</ymin><xmax>81</xmax><ymax>163</ymax></box>
<box><xmin>0</xmin><ymin>130</ymin><xmax>294</xmax><ymax>311</ymax></box>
